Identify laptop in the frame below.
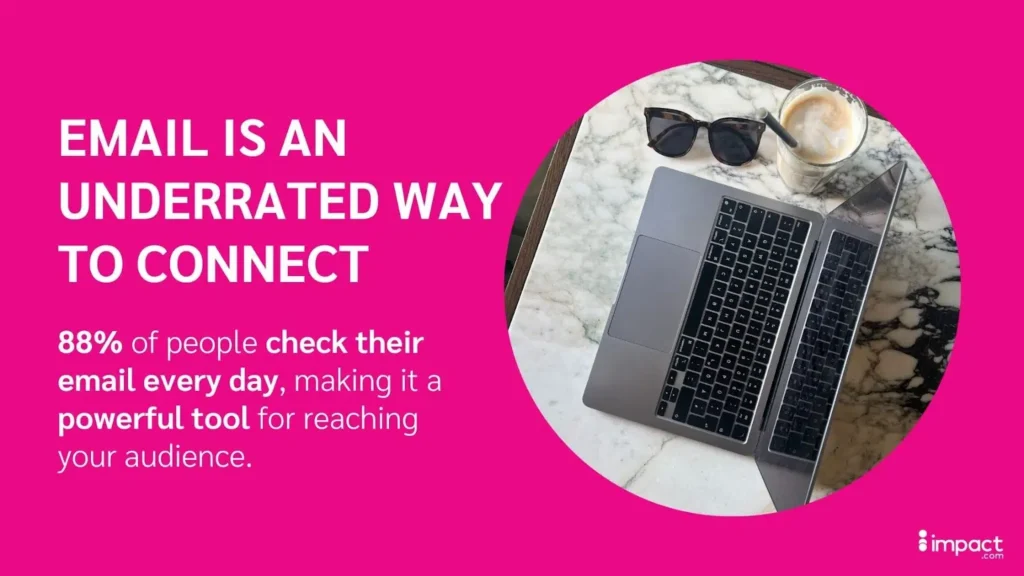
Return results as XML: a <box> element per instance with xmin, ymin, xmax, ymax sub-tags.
<box><xmin>583</xmin><ymin>161</ymin><xmax>907</xmax><ymax>511</ymax></box>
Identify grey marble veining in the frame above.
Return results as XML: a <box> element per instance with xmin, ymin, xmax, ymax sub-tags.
<box><xmin>509</xmin><ymin>62</ymin><xmax>958</xmax><ymax>514</ymax></box>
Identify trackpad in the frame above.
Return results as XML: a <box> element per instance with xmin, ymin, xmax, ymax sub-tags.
<box><xmin>608</xmin><ymin>236</ymin><xmax>701</xmax><ymax>353</ymax></box>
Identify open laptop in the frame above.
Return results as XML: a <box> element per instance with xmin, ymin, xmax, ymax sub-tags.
<box><xmin>583</xmin><ymin>161</ymin><xmax>906</xmax><ymax>511</ymax></box>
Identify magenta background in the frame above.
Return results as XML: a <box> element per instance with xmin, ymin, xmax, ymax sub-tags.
<box><xmin>1</xmin><ymin>1</ymin><xmax>1020</xmax><ymax>573</ymax></box>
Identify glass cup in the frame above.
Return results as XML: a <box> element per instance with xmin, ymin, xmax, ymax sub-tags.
<box><xmin>775</xmin><ymin>78</ymin><xmax>868</xmax><ymax>194</ymax></box>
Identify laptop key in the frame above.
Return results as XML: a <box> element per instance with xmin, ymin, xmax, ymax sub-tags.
<box><xmin>739</xmin><ymin>294</ymin><xmax>755</xmax><ymax>309</ymax></box>
<box><xmin>711</xmin><ymin>385</ymin><xmax>728</xmax><ymax>401</ymax></box>
<box><xmin>670</xmin><ymin>388</ymin><xmax>679</xmax><ymax>402</ymax></box>
<box><xmin>673</xmin><ymin>355</ymin><xmax>688</xmax><ymax>371</ymax></box>
<box><xmin>706</xmin><ymin>353</ymin><xmax>721</xmax><ymax>369</ymax></box>
<box><xmin>707</xmin><ymin>399</ymin><xmax>724</xmax><ymax>417</ymax></box>
<box><xmin>743</xmin><ymin>233</ymin><xmax>758</xmax><ymax>249</ymax></box>
<box><xmin>696</xmin><ymin>383</ymin><xmax>712</xmax><ymax>399</ymax></box>
<box><xmin>775</xmin><ymin>231</ymin><xmax>790</xmax><ymax>246</ymax></box>
<box><xmin>747</xmin><ymin>208</ymin><xmax>765</xmax><ymax>234</ymax></box>
<box><xmin>712</xmin><ymin>227</ymin><xmax>729</xmax><ymax>244</ymax></box>
<box><xmin>717</xmin><ymin>412</ymin><xmax>735</xmax><ymax>436</ymax></box>
<box><xmin>674</xmin><ymin>389</ymin><xmax>693</xmax><ymax>418</ymax></box>
<box><xmin>770</xmin><ymin>245</ymin><xmax>786</xmax><ymax>261</ymax></box>
<box><xmin>763</xmin><ymin>212</ymin><xmax>779</xmax><ymax>234</ymax></box>
<box><xmin>741</xmin><ymin>394</ymin><xmax>758</xmax><ymax>410</ymax></box>
<box><xmin>769</xmin><ymin>302</ymin><xmax>785</xmax><ymax>318</ymax></box>
<box><xmin>698</xmin><ymin>326</ymin><xmax>714</xmax><ymax>340</ymax></box>
<box><xmin>779</xmin><ymin>404</ymin><xmax>794</xmax><ymax>421</ymax></box>
<box><xmin>716</xmin><ymin>267</ymin><xmax>731</xmax><ymax>282</ymax></box>
<box><xmin>774</xmin><ymin>287</ymin><xmax>789</xmax><ymax>303</ymax></box>
<box><xmin>657</xmin><ymin>401</ymin><xmax>667</xmax><ymax>416</ymax></box>
<box><xmin>720</xmin><ymin>308</ymin><xmax>735</xmax><ymax>324</ymax></box>
<box><xmin>734</xmin><ymin>202</ymin><xmax>750</xmax><ymax>222</ymax></box>
<box><xmin>684</xmin><ymin>371</ymin><xmax>700</xmax><ymax>387</ymax></box>
<box><xmin>828</xmin><ymin>234</ymin><xmax>845</xmax><ymax>254</ymax></box>
<box><xmin>782</xmin><ymin>257</ymin><xmax>798</xmax><ymax>274</ymax></box>
<box><xmin>679</xmin><ymin>337</ymin><xmax>695</xmax><ymax>355</ymax></box>
<box><xmin>725</xmin><ymin>293</ymin><xmax>740</xmax><ymax>308</ymax></box>
<box><xmin>726</xmin><ymin>338</ymin><xmax>742</xmax><ymax>355</ymax></box>
<box><xmin>775</xmin><ymin>420</ymin><xmax>791</xmax><ymax>436</ymax></box>
<box><xmin>707</xmin><ymin>243</ymin><xmax>723</xmax><ymax>263</ymax></box>
<box><xmin>764</xmin><ymin>317</ymin><xmax>780</xmax><ymax>333</ymax></box>
<box><xmin>751</xmin><ymin>363</ymin><xmax>767</xmax><ymax>379</ymax></box>
<box><xmin>730</xmin><ymin>221</ymin><xmax>745</xmax><ymax>237</ymax></box>
<box><xmin>692</xmin><ymin>398</ymin><xmax>708</xmax><ymax>414</ymax></box>
<box><xmin>716</xmin><ymin>213</ymin><xmax>732</xmax><ymax>229</ymax></box>
<box><xmin>724</xmin><ymin>396</ymin><xmax>741</xmax><ymax>413</ymax></box>
<box><xmin>754</xmin><ymin>249</ymin><xmax>769</xmax><ymax>265</ymax></box>
<box><xmin>720</xmin><ymin>198</ymin><xmax>736</xmax><ymax>214</ymax></box>
<box><xmin>687</xmin><ymin>414</ymin><xmax>705</xmax><ymax>428</ymax></box>
<box><xmin>736</xmin><ymin>409</ymin><xmax>753</xmax><ymax>426</ymax></box>
<box><xmin>711</xmin><ymin>338</ymin><xmax>726</xmax><ymax>354</ymax></box>
<box><xmin>729</xmin><ymin>381</ymin><xmax>745</xmax><ymax>397</ymax></box>
<box><xmin>755</xmin><ymin>347</ymin><xmax>771</xmax><ymax>363</ymax></box>
<box><xmin>715</xmin><ymin>324</ymin><xmax>730</xmax><ymax>338</ymax></box>
<box><xmin>702</xmin><ymin>416</ymin><xmax>718</xmax><ymax>432</ymax></box>
<box><xmin>725</xmin><ymin>237</ymin><xmax>741</xmax><ymax>252</ymax></box>
<box><xmin>693</xmin><ymin>341</ymin><xmax>709</xmax><ymax>356</ymax></box>
<box><xmin>793</xmin><ymin>219</ymin><xmax>809</xmax><ymax>242</ymax></box>
<box><xmin>731</xmin><ymin>424</ymin><xmax>749</xmax><ymax>441</ymax></box>
<box><xmin>701</xmin><ymin>369</ymin><xmax>716</xmax><ymax>384</ymax></box>
<box><xmin>743</xmin><ymin>335</ymin><xmax>759</xmax><ymax>350</ymax></box>
<box><xmin>663</xmin><ymin>386</ymin><xmax>673</xmax><ymax>400</ymax></box>
<box><xmin>779</xmin><ymin>216</ymin><xmax>794</xmax><ymax>232</ymax></box>
<box><xmin>778</xmin><ymin>273</ymin><xmax>793</xmax><ymax>289</ymax></box>
<box><xmin>667</xmin><ymin>370</ymin><xmax>678</xmax><ymax>385</ymax></box>
<box><xmin>738</xmin><ymin>249</ymin><xmax>753</xmax><ymax>264</ymax></box>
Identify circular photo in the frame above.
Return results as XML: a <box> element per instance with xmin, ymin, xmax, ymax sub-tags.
<box><xmin>506</xmin><ymin>61</ymin><xmax>958</xmax><ymax>516</ymax></box>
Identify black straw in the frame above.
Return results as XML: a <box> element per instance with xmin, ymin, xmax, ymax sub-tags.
<box><xmin>758</xmin><ymin>108</ymin><xmax>798</xmax><ymax>148</ymax></box>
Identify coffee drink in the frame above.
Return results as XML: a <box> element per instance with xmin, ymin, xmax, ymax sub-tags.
<box><xmin>775</xmin><ymin>79</ymin><xmax>867</xmax><ymax>193</ymax></box>
<box><xmin>781</xmin><ymin>89</ymin><xmax>859</xmax><ymax>163</ymax></box>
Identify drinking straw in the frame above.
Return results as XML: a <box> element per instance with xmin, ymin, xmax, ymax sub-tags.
<box><xmin>757</xmin><ymin>108</ymin><xmax>799</xmax><ymax>148</ymax></box>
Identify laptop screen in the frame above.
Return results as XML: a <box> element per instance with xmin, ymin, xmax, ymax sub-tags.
<box><xmin>753</xmin><ymin>161</ymin><xmax>907</xmax><ymax>512</ymax></box>
<box><xmin>826</xmin><ymin>161</ymin><xmax>906</xmax><ymax>235</ymax></box>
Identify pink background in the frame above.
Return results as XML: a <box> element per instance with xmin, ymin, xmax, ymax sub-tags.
<box><xmin>2</xmin><ymin>1</ymin><xmax>1020</xmax><ymax>572</ymax></box>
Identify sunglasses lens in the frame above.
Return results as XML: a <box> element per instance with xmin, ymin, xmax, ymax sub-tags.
<box><xmin>709</xmin><ymin>120</ymin><xmax>762</xmax><ymax>165</ymax></box>
<box><xmin>651</xmin><ymin>124</ymin><xmax>698</xmax><ymax>157</ymax></box>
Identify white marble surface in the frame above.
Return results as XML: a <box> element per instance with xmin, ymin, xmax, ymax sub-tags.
<box><xmin>509</xmin><ymin>63</ymin><xmax>958</xmax><ymax>515</ymax></box>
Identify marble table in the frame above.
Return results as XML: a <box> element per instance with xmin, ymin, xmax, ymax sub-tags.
<box><xmin>508</xmin><ymin>62</ymin><xmax>959</xmax><ymax>516</ymax></box>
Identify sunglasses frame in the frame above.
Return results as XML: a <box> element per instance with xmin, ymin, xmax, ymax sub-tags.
<box><xmin>644</xmin><ymin>107</ymin><xmax>766</xmax><ymax>166</ymax></box>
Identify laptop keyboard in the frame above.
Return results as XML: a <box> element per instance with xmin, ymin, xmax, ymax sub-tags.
<box><xmin>657</xmin><ymin>197</ymin><xmax>809</xmax><ymax>442</ymax></box>
<box><xmin>768</xmin><ymin>231</ymin><xmax>876</xmax><ymax>461</ymax></box>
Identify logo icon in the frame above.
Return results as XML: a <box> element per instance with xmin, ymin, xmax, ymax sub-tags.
<box><xmin>919</xmin><ymin>530</ymin><xmax>928</xmax><ymax>552</ymax></box>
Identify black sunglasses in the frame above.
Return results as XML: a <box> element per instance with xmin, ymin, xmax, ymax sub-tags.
<box><xmin>645</xmin><ymin>107</ymin><xmax>766</xmax><ymax>166</ymax></box>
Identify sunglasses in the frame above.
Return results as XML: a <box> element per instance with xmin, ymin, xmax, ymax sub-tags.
<box><xmin>645</xmin><ymin>107</ymin><xmax>766</xmax><ymax>166</ymax></box>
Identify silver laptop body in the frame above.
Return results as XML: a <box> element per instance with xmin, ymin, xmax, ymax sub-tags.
<box><xmin>583</xmin><ymin>162</ymin><xmax>907</xmax><ymax>510</ymax></box>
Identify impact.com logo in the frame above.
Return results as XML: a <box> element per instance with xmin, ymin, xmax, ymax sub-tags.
<box><xmin>919</xmin><ymin>529</ymin><xmax>1005</xmax><ymax>559</ymax></box>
